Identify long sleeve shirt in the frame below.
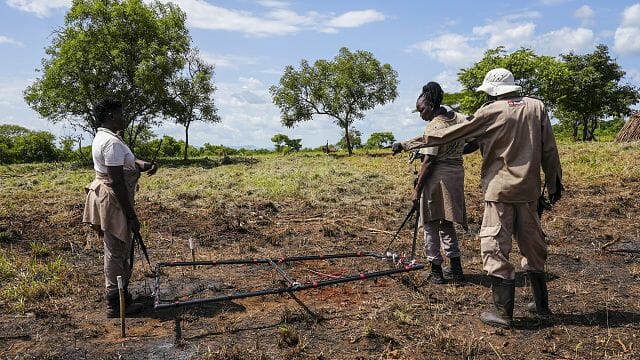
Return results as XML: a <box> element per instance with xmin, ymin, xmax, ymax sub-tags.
<box><xmin>401</xmin><ymin>97</ymin><xmax>562</xmax><ymax>203</ymax></box>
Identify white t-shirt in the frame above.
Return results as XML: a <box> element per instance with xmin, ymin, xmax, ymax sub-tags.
<box><xmin>92</xmin><ymin>128</ymin><xmax>137</xmax><ymax>173</ymax></box>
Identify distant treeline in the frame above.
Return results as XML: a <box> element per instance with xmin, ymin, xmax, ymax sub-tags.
<box><xmin>0</xmin><ymin>119</ymin><xmax>627</xmax><ymax>165</ymax></box>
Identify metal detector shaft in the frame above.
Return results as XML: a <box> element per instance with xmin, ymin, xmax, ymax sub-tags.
<box><xmin>384</xmin><ymin>205</ymin><xmax>417</xmax><ymax>254</ymax></box>
<box><xmin>411</xmin><ymin>208</ymin><xmax>420</xmax><ymax>260</ymax></box>
<box><xmin>134</xmin><ymin>231</ymin><xmax>152</xmax><ymax>269</ymax></box>
<box><xmin>154</xmin><ymin>263</ymin><xmax>424</xmax><ymax>309</ymax></box>
<box><xmin>157</xmin><ymin>252</ymin><xmax>382</xmax><ymax>268</ymax></box>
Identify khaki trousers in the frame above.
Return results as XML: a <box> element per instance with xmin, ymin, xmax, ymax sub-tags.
<box><xmin>479</xmin><ymin>201</ymin><xmax>547</xmax><ymax>279</ymax></box>
<box><xmin>424</xmin><ymin>220</ymin><xmax>460</xmax><ymax>265</ymax></box>
<box><xmin>103</xmin><ymin>231</ymin><xmax>133</xmax><ymax>292</ymax></box>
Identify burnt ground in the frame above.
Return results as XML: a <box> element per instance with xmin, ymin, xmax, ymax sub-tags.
<box><xmin>0</xmin><ymin>159</ymin><xmax>639</xmax><ymax>359</ymax></box>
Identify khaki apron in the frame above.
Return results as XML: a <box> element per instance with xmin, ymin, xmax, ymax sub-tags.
<box><xmin>82</xmin><ymin>170</ymin><xmax>140</xmax><ymax>243</ymax></box>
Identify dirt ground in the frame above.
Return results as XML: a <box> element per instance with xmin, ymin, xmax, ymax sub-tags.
<box><xmin>0</xmin><ymin>154</ymin><xmax>639</xmax><ymax>359</ymax></box>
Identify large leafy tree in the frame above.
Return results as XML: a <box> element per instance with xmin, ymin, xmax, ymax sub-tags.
<box><xmin>554</xmin><ymin>45</ymin><xmax>639</xmax><ymax>141</ymax></box>
<box><xmin>457</xmin><ymin>47</ymin><xmax>565</xmax><ymax>114</ymax></box>
<box><xmin>167</xmin><ymin>48</ymin><xmax>220</xmax><ymax>160</ymax></box>
<box><xmin>365</xmin><ymin>131</ymin><xmax>395</xmax><ymax>149</ymax></box>
<box><xmin>337</xmin><ymin>129</ymin><xmax>362</xmax><ymax>151</ymax></box>
<box><xmin>24</xmin><ymin>0</ymin><xmax>191</xmax><ymax>148</ymax></box>
<box><xmin>270</xmin><ymin>47</ymin><xmax>398</xmax><ymax>155</ymax></box>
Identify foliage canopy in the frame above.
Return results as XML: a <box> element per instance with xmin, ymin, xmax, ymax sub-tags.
<box><xmin>270</xmin><ymin>47</ymin><xmax>398</xmax><ymax>155</ymax></box>
<box><xmin>24</xmin><ymin>0</ymin><xmax>191</xmax><ymax>148</ymax></box>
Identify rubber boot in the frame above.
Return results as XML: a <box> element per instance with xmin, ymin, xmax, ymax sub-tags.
<box><xmin>430</xmin><ymin>263</ymin><xmax>445</xmax><ymax>284</ymax></box>
<box><xmin>480</xmin><ymin>276</ymin><xmax>515</xmax><ymax>329</ymax></box>
<box><xmin>443</xmin><ymin>257</ymin><xmax>465</xmax><ymax>281</ymax></box>
<box><xmin>106</xmin><ymin>289</ymin><xmax>144</xmax><ymax>318</ymax></box>
<box><xmin>526</xmin><ymin>272</ymin><xmax>553</xmax><ymax>320</ymax></box>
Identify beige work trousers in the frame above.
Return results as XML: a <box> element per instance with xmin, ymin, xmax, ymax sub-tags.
<box><xmin>103</xmin><ymin>231</ymin><xmax>133</xmax><ymax>292</ymax></box>
<box><xmin>479</xmin><ymin>201</ymin><xmax>547</xmax><ymax>280</ymax></box>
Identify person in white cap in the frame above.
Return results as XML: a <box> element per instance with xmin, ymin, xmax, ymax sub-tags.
<box><xmin>392</xmin><ymin>68</ymin><xmax>563</xmax><ymax>329</ymax></box>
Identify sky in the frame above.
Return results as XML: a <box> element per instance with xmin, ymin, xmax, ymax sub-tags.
<box><xmin>1</xmin><ymin>0</ymin><xmax>640</xmax><ymax>149</ymax></box>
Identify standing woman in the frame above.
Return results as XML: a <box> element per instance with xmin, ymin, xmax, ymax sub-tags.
<box><xmin>83</xmin><ymin>99</ymin><xmax>158</xmax><ymax>317</ymax></box>
<box><xmin>401</xmin><ymin>82</ymin><xmax>468</xmax><ymax>284</ymax></box>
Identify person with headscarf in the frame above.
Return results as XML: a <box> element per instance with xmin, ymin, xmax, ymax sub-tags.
<box><xmin>393</xmin><ymin>69</ymin><xmax>563</xmax><ymax>328</ymax></box>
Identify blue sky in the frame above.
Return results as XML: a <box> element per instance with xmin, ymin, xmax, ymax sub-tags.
<box><xmin>1</xmin><ymin>0</ymin><xmax>640</xmax><ymax>149</ymax></box>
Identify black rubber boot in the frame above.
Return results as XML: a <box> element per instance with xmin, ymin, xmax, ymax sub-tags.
<box><xmin>443</xmin><ymin>257</ymin><xmax>465</xmax><ymax>281</ymax></box>
<box><xmin>526</xmin><ymin>272</ymin><xmax>553</xmax><ymax>320</ymax></box>
<box><xmin>480</xmin><ymin>276</ymin><xmax>515</xmax><ymax>329</ymax></box>
<box><xmin>430</xmin><ymin>263</ymin><xmax>445</xmax><ymax>284</ymax></box>
<box><xmin>106</xmin><ymin>289</ymin><xmax>143</xmax><ymax>318</ymax></box>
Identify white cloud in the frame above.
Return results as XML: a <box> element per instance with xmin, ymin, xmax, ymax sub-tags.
<box><xmin>537</xmin><ymin>27</ymin><xmax>594</xmax><ymax>55</ymax></box>
<box><xmin>168</xmin><ymin>0</ymin><xmax>384</xmax><ymax>37</ymax></box>
<box><xmin>256</xmin><ymin>0</ymin><xmax>290</xmax><ymax>9</ymax></box>
<box><xmin>621</xmin><ymin>3</ymin><xmax>640</xmax><ymax>27</ymax></box>
<box><xmin>199</xmin><ymin>51</ymin><xmax>259</xmax><ymax>68</ymax></box>
<box><xmin>409</xmin><ymin>33</ymin><xmax>484</xmax><ymax>68</ymax></box>
<box><xmin>574</xmin><ymin>5</ymin><xmax>595</xmax><ymax>26</ymax></box>
<box><xmin>325</xmin><ymin>9</ymin><xmax>385</xmax><ymax>28</ymax></box>
<box><xmin>503</xmin><ymin>10</ymin><xmax>541</xmax><ymax>21</ymax></box>
<box><xmin>615</xmin><ymin>4</ymin><xmax>640</xmax><ymax>54</ymax></box>
<box><xmin>0</xmin><ymin>35</ymin><xmax>23</xmax><ymax>46</ymax></box>
<box><xmin>6</xmin><ymin>0</ymin><xmax>69</xmax><ymax>17</ymax></box>
<box><xmin>433</xmin><ymin>71</ymin><xmax>463</xmax><ymax>93</ymax></box>
<box><xmin>538</xmin><ymin>0</ymin><xmax>570</xmax><ymax>5</ymax></box>
<box><xmin>473</xmin><ymin>20</ymin><xmax>536</xmax><ymax>49</ymax></box>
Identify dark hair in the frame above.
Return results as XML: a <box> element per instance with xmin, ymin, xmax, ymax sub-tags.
<box><xmin>94</xmin><ymin>99</ymin><xmax>122</xmax><ymax>125</ymax></box>
<box><xmin>418</xmin><ymin>81</ymin><xmax>444</xmax><ymax>109</ymax></box>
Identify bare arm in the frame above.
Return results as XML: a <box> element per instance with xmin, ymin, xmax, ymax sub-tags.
<box><xmin>106</xmin><ymin>165</ymin><xmax>140</xmax><ymax>233</ymax></box>
<box><xmin>135</xmin><ymin>159</ymin><xmax>158</xmax><ymax>176</ymax></box>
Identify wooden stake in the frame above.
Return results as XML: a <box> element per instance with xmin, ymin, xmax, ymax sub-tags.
<box><xmin>189</xmin><ymin>238</ymin><xmax>196</xmax><ymax>269</ymax></box>
<box><xmin>117</xmin><ymin>276</ymin><xmax>125</xmax><ymax>338</ymax></box>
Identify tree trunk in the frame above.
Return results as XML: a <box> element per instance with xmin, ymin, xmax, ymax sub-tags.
<box><xmin>589</xmin><ymin>118</ymin><xmax>598</xmax><ymax>141</ymax></box>
<box><xmin>184</xmin><ymin>123</ymin><xmax>190</xmax><ymax>161</ymax></box>
<box><xmin>572</xmin><ymin>120</ymin><xmax>579</xmax><ymax>141</ymax></box>
<box><xmin>344</xmin><ymin>124</ymin><xmax>352</xmax><ymax>156</ymax></box>
<box><xmin>581</xmin><ymin>118</ymin><xmax>589</xmax><ymax>141</ymax></box>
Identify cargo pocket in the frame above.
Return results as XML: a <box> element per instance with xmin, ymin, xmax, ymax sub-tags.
<box><xmin>479</xmin><ymin>225</ymin><xmax>502</xmax><ymax>254</ymax></box>
<box><xmin>479</xmin><ymin>225</ymin><xmax>501</xmax><ymax>238</ymax></box>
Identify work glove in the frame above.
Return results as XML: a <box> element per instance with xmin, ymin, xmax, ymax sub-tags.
<box><xmin>391</xmin><ymin>142</ymin><xmax>404</xmax><ymax>155</ymax></box>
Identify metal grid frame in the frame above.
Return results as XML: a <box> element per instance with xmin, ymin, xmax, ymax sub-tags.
<box><xmin>153</xmin><ymin>251</ymin><xmax>423</xmax><ymax>310</ymax></box>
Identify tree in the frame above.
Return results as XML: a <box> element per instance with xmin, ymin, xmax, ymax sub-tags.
<box><xmin>554</xmin><ymin>45</ymin><xmax>639</xmax><ymax>141</ymax></box>
<box><xmin>270</xmin><ymin>47</ymin><xmax>398</xmax><ymax>155</ymax></box>
<box><xmin>284</xmin><ymin>138</ymin><xmax>302</xmax><ymax>152</ymax></box>
<box><xmin>457</xmin><ymin>47</ymin><xmax>566</xmax><ymax>114</ymax></box>
<box><xmin>271</xmin><ymin>134</ymin><xmax>290</xmax><ymax>153</ymax></box>
<box><xmin>337</xmin><ymin>129</ymin><xmax>362</xmax><ymax>151</ymax></box>
<box><xmin>366</xmin><ymin>131</ymin><xmax>395</xmax><ymax>148</ymax></box>
<box><xmin>168</xmin><ymin>48</ymin><xmax>220</xmax><ymax>160</ymax></box>
<box><xmin>0</xmin><ymin>124</ymin><xmax>31</xmax><ymax>137</ymax></box>
<box><xmin>24</xmin><ymin>0</ymin><xmax>191</xmax><ymax>148</ymax></box>
<box><xmin>270</xmin><ymin>134</ymin><xmax>302</xmax><ymax>153</ymax></box>
<box><xmin>13</xmin><ymin>131</ymin><xmax>58</xmax><ymax>163</ymax></box>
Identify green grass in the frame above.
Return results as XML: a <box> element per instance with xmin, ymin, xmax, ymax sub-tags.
<box><xmin>0</xmin><ymin>255</ymin><xmax>70</xmax><ymax>312</ymax></box>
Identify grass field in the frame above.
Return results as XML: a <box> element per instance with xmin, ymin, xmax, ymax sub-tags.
<box><xmin>0</xmin><ymin>142</ymin><xmax>639</xmax><ymax>359</ymax></box>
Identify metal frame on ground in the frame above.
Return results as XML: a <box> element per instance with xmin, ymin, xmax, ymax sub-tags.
<box><xmin>153</xmin><ymin>251</ymin><xmax>424</xmax><ymax>310</ymax></box>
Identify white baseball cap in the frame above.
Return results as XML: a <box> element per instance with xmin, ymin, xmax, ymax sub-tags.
<box><xmin>476</xmin><ymin>68</ymin><xmax>522</xmax><ymax>96</ymax></box>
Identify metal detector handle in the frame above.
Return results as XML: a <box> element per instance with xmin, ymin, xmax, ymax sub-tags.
<box><xmin>133</xmin><ymin>231</ymin><xmax>152</xmax><ymax>269</ymax></box>
<box><xmin>383</xmin><ymin>204</ymin><xmax>418</xmax><ymax>255</ymax></box>
<box><xmin>411</xmin><ymin>208</ymin><xmax>420</xmax><ymax>260</ymax></box>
